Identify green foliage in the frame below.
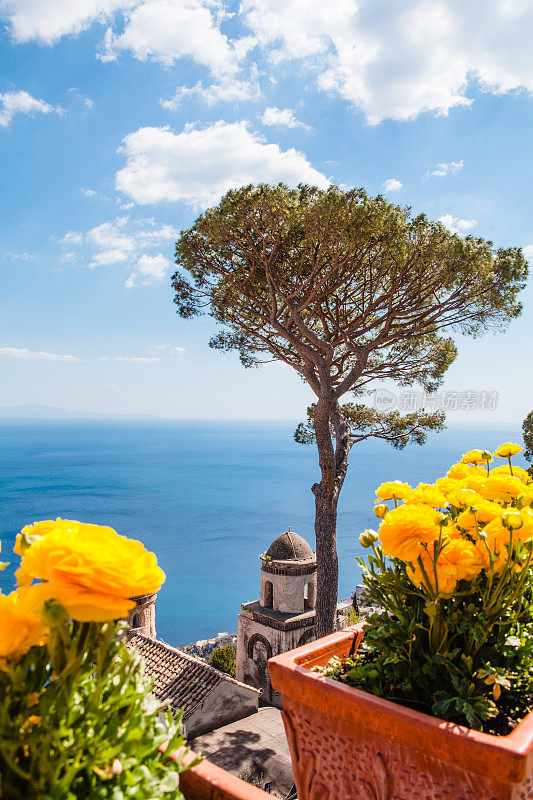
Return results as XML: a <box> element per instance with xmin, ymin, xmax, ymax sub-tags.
<box><xmin>523</xmin><ymin>410</ymin><xmax>533</xmax><ymax>470</ymax></box>
<box><xmin>210</xmin><ymin>645</ymin><xmax>236</xmax><ymax>678</ymax></box>
<box><xmin>342</xmin><ymin>607</ymin><xmax>360</xmax><ymax>627</ymax></box>
<box><xmin>0</xmin><ymin>618</ymin><xmax>197</xmax><ymax>799</ymax></box>
<box><xmin>174</xmin><ymin>181</ymin><xmax>527</xmax><ymax>459</ymax></box>
<box><xmin>320</xmin><ymin>546</ymin><xmax>533</xmax><ymax>732</ymax></box>
<box><xmin>294</xmin><ymin>403</ymin><xmax>445</xmax><ymax>448</ymax></box>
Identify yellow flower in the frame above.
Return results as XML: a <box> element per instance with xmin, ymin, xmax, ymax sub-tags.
<box><xmin>435</xmin><ymin>477</ymin><xmax>460</xmax><ymax>494</ymax></box>
<box><xmin>23</xmin><ymin>580</ymin><xmax>135</xmax><ymax>623</ymax></box>
<box><xmin>446</xmin><ymin>463</ymin><xmax>486</xmax><ymax>480</ymax></box>
<box><xmin>494</xmin><ymin>443</ymin><xmax>523</xmax><ymax>458</ymax></box>
<box><xmin>457</xmin><ymin>475</ymin><xmax>488</xmax><ymax>493</ymax></box>
<box><xmin>375</xmin><ymin>481</ymin><xmax>412</xmax><ymax>502</ymax></box>
<box><xmin>16</xmin><ymin>521</ymin><xmax>165</xmax><ymax>621</ymax></box>
<box><xmin>446</xmin><ymin>488</ymin><xmax>483</xmax><ymax>508</ymax></box>
<box><xmin>461</xmin><ymin>449</ymin><xmax>492</xmax><ymax>466</ymax></box>
<box><xmin>456</xmin><ymin>499</ymin><xmax>503</xmax><ymax>530</ymax></box>
<box><xmin>407</xmin><ymin>538</ymin><xmax>483</xmax><ymax>595</ymax></box>
<box><xmin>15</xmin><ymin>518</ymin><xmax>80</xmax><ymax>556</ymax></box>
<box><xmin>0</xmin><ymin>587</ymin><xmax>48</xmax><ymax>665</ymax></box>
<box><xmin>378</xmin><ymin>504</ymin><xmax>442</xmax><ymax>562</ymax></box>
<box><xmin>491</xmin><ymin>465</ymin><xmax>532</xmax><ymax>484</ymax></box>
<box><xmin>403</xmin><ymin>483</ymin><xmax>447</xmax><ymax>508</ymax></box>
<box><xmin>472</xmin><ymin>513</ymin><xmax>532</xmax><ymax>575</ymax></box>
<box><xmin>478</xmin><ymin>474</ymin><xmax>525</xmax><ymax>504</ymax></box>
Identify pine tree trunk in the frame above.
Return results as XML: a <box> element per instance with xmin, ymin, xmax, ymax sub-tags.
<box><xmin>312</xmin><ymin>397</ymin><xmax>351</xmax><ymax>639</ymax></box>
<box><xmin>314</xmin><ymin>485</ymin><xmax>340</xmax><ymax>638</ymax></box>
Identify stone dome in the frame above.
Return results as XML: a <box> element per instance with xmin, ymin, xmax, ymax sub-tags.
<box><xmin>265</xmin><ymin>528</ymin><xmax>315</xmax><ymax>562</ymax></box>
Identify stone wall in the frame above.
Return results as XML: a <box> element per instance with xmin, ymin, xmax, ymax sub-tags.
<box><xmin>185</xmin><ymin>678</ymin><xmax>259</xmax><ymax>739</ymax></box>
<box><xmin>127</xmin><ymin>592</ymin><xmax>157</xmax><ymax>638</ymax></box>
<box><xmin>236</xmin><ymin>611</ymin><xmax>316</xmax><ymax>708</ymax></box>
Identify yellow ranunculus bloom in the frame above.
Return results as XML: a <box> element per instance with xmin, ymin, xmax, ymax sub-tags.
<box><xmin>378</xmin><ymin>504</ymin><xmax>442</xmax><ymax>562</ymax></box>
<box><xmin>461</xmin><ymin>450</ymin><xmax>489</xmax><ymax>466</ymax></box>
<box><xmin>0</xmin><ymin>587</ymin><xmax>48</xmax><ymax>665</ymax></box>
<box><xmin>403</xmin><ymin>483</ymin><xmax>447</xmax><ymax>508</ymax></box>
<box><xmin>446</xmin><ymin>488</ymin><xmax>483</xmax><ymax>508</ymax></box>
<box><xmin>435</xmin><ymin>477</ymin><xmax>460</xmax><ymax>494</ymax></box>
<box><xmin>407</xmin><ymin>538</ymin><xmax>483</xmax><ymax>595</ymax></box>
<box><xmin>494</xmin><ymin>443</ymin><xmax>523</xmax><ymax>458</ymax></box>
<box><xmin>446</xmin><ymin>463</ymin><xmax>486</xmax><ymax>480</ymax></box>
<box><xmin>375</xmin><ymin>481</ymin><xmax>412</xmax><ymax>502</ymax></box>
<box><xmin>23</xmin><ymin>579</ymin><xmax>136</xmax><ymax>623</ymax></box>
<box><xmin>456</xmin><ymin>499</ymin><xmax>503</xmax><ymax>530</ymax></box>
<box><xmin>478</xmin><ymin>474</ymin><xmax>525</xmax><ymax>504</ymax></box>
<box><xmin>491</xmin><ymin>465</ymin><xmax>532</xmax><ymax>484</ymax></box>
<box><xmin>16</xmin><ymin>521</ymin><xmax>165</xmax><ymax>621</ymax></box>
<box><xmin>14</xmin><ymin>518</ymin><xmax>76</xmax><ymax>556</ymax></box>
<box><xmin>457</xmin><ymin>475</ymin><xmax>488</xmax><ymax>493</ymax></box>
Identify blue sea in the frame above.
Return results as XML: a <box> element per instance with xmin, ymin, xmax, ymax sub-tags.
<box><xmin>0</xmin><ymin>420</ymin><xmax>526</xmax><ymax>645</ymax></box>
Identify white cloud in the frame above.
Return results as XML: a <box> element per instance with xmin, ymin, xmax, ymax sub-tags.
<box><xmin>61</xmin><ymin>217</ymin><xmax>178</xmax><ymax>280</ymax></box>
<box><xmin>1</xmin><ymin>0</ymin><xmax>253</xmax><ymax>79</ymax></box>
<box><xmin>425</xmin><ymin>160</ymin><xmax>464</xmax><ymax>180</ymax></box>
<box><xmin>0</xmin><ymin>344</ymin><xmax>182</xmax><ymax>363</ymax></box>
<box><xmin>135</xmin><ymin>222</ymin><xmax>179</xmax><ymax>245</ymax></box>
<box><xmin>524</xmin><ymin>245</ymin><xmax>533</xmax><ymax>262</ymax></box>
<box><xmin>383</xmin><ymin>178</ymin><xmax>402</xmax><ymax>192</ymax></box>
<box><xmin>5</xmin><ymin>251</ymin><xmax>34</xmax><ymax>261</ymax></box>
<box><xmin>0</xmin><ymin>90</ymin><xmax>61</xmax><ymax>127</ymax></box>
<box><xmin>80</xmin><ymin>187</ymin><xmax>97</xmax><ymax>197</ymax></box>
<box><xmin>125</xmin><ymin>253</ymin><xmax>172</xmax><ymax>286</ymax></box>
<box><xmin>261</xmin><ymin>106</ymin><xmax>309</xmax><ymax>129</ymax></box>
<box><xmin>241</xmin><ymin>0</ymin><xmax>533</xmax><ymax>123</ymax></box>
<box><xmin>0</xmin><ymin>0</ymin><xmax>134</xmax><ymax>43</ymax></box>
<box><xmin>161</xmin><ymin>74</ymin><xmax>261</xmax><ymax>108</ymax></box>
<box><xmin>115</xmin><ymin>121</ymin><xmax>329</xmax><ymax>207</ymax></box>
<box><xmin>67</xmin><ymin>87</ymin><xmax>95</xmax><ymax>108</ymax></box>
<box><xmin>0</xmin><ymin>346</ymin><xmax>79</xmax><ymax>361</ymax></box>
<box><xmin>63</xmin><ymin>231</ymin><xmax>83</xmax><ymax>245</ymax></box>
<box><xmin>111</xmin><ymin>355</ymin><xmax>161</xmax><ymax>362</ymax></box>
<box><xmin>86</xmin><ymin>217</ymin><xmax>136</xmax><ymax>266</ymax></box>
<box><xmin>438</xmin><ymin>214</ymin><xmax>476</xmax><ymax>235</ymax></box>
<box><xmin>151</xmin><ymin>344</ymin><xmax>185</xmax><ymax>357</ymax></box>
<box><xmin>98</xmin><ymin>0</ymin><xmax>240</xmax><ymax>75</ymax></box>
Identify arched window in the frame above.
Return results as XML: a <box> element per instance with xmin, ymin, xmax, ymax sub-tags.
<box><xmin>297</xmin><ymin>628</ymin><xmax>316</xmax><ymax>647</ymax></box>
<box><xmin>247</xmin><ymin>633</ymin><xmax>273</xmax><ymax>661</ymax></box>
<box><xmin>132</xmin><ymin>612</ymin><xmax>142</xmax><ymax>629</ymax></box>
<box><xmin>264</xmin><ymin>580</ymin><xmax>273</xmax><ymax>608</ymax></box>
<box><xmin>304</xmin><ymin>582</ymin><xmax>310</xmax><ymax>609</ymax></box>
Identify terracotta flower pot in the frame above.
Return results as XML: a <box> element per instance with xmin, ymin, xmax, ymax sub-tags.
<box><xmin>166</xmin><ymin>747</ymin><xmax>273</xmax><ymax>800</ymax></box>
<box><xmin>268</xmin><ymin>623</ymin><xmax>533</xmax><ymax>800</ymax></box>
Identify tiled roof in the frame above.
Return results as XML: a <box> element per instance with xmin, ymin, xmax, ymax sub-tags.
<box><xmin>126</xmin><ymin>633</ymin><xmax>258</xmax><ymax>720</ymax></box>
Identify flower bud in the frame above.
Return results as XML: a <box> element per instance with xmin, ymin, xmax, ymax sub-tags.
<box><xmin>359</xmin><ymin>529</ymin><xmax>379</xmax><ymax>548</ymax></box>
<box><xmin>374</xmin><ymin>504</ymin><xmax>388</xmax><ymax>519</ymax></box>
<box><xmin>502</xmin><ymin>511</ymin><xmax>523</xmax><ymax>531</ymax></box>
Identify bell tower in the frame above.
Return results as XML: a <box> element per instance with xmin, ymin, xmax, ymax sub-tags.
<box><xmin>127</xmin><ymin>592</ymin><xmax>157</xmax><ymax>639</ymax></box>
<box><xmin>236</xmin><ymin>527</ymin><xmax>317</xmax><ymax>707</ymax></box>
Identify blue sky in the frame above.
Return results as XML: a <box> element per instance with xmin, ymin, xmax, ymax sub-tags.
<box><xmin>0</xmin><ymin>0</ymin><xmax>532</xmax><ymax>423</ymax></box>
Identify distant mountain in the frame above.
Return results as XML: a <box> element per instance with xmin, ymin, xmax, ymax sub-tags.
<box><xmin>0</xmin><ymin>404</ymin><xmax>159</xmax><ymax>420</ymax></box>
